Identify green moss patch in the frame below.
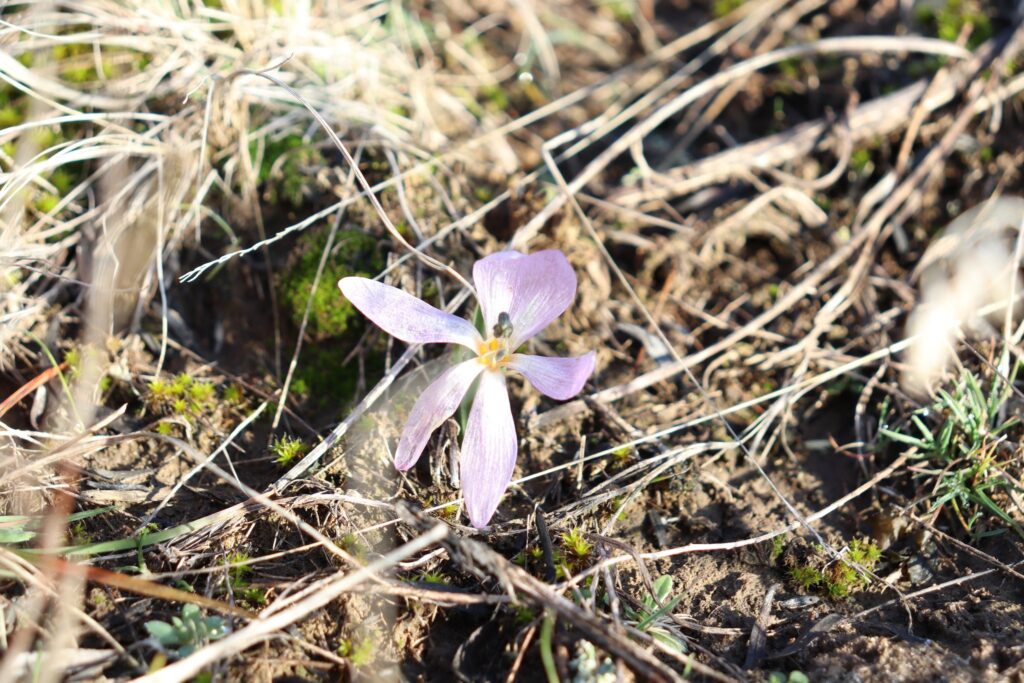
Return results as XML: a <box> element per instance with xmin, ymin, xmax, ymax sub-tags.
<box><xmin>277</xmin><ymin>229</ymin><xmax>383</xmax><ymax>340</ymax></box>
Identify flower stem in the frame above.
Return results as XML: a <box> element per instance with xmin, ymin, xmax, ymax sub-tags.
<box><xmin>539</xmin><ymin>612</ymin><xmax>558</xmax><ymax>683</ymax></box>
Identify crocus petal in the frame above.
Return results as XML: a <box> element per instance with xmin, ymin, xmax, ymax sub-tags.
<box><xmin>339</xmin><ymin>277</ymin><xmax>482</xmax><ymax>350</ymax></box>
<box><xmin>472</xmin><ymin>250</ymin><xmax>577</xmax><ymax>346</ymax></box>
<box><xmin>394</xmin><ymin>359</ymin><xmax>484</xmax><ymax>470</ymax></box>
<box><xmin>508</xmin><ymin>352</ymin><xmax>596</xmax><ymax>401</ymax></box>
<box><xmin>460</xmin><ymin>370</ymin><xmax>517</xmax><ymax>528</ymax></box>
<box><xmin>472</xmin><ymin>251</ymin><xmax>525</xmax><ymax>331</ymax></box>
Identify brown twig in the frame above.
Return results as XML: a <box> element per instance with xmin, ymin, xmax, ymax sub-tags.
<box><xmin>396</xmin><ymin>504</ymin><xmax>688</xmax><ymax>683</ymax></box>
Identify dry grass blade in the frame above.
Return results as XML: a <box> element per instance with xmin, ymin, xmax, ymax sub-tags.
<box><xmin>130</xmin><ymin>526</ymin><xmax>447</xmax><ymax>683</ymax></box>
<box><xmin>397</xmin><ymin>505</ymin><xmax>725</xmax><ymax>683</ymax></box>
<box><xmin>3</xmin><ymin>0</ymin><xmax>1024</xmax><ymax>679</ymax></box>
<box><xmin>35</xmin><ymin>557</ymin><xmax>254</xmax><ymax>619</ymax></box>
<box><xmin>0</xmin><ymin>361</ymin><xmax>66</xmax><ymax>419</ymax></box>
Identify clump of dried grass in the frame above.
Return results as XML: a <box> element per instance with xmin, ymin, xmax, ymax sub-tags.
<box><xmin>0</xmin><ymin>1</ymin><xmax>634</xmax><ymax>679</ymax></box>
<box><xmin>3</xmin><ymin>0</ymin><xmax>613</xmax><ymax>374</ymax></box>
<box><xmin>4</xmin><ymin>0</ymin><xmax>1024</xmax><ymax>680</ymax></box>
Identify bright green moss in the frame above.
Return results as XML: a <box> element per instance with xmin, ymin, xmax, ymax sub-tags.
<box><xmin>35</xmin><ymin>193</ymin><xmax>59</xmax><ymax>214</ymax></box>
<box><xmin>147</xmin><ymin>373</ymin><xmax>219</xmax><ymax>418</ymax></box>
<box><xmin>560</xmin><ymin>528</ymin><xmax>593</xmax><ymax>562</ymax></box>
<box><xmin>49</xmin><ymin>168</ymin><xmax>73</xmax><ymax>194</ymax></box>
<box><xmin>787</xmin><ymin>538</ymin><xmax>881</xmax><ymax>598</ymax></box>
<box><xmin>277</xmin><ymin>229</ymin><xmax>382</xmax><ymax>340</ymax></box>
<box><xmin>788</xmin><ymin>565</ymin><xmax>823</xmax><ymax>591</ymax></box>
<box><xmin>337</xmin><ymin>634</ymin><xmax>375</xmax><ymax>666</ymax></box>
<box><xmin>270</xmin><ymin>434</ymin><xmax>307</xmax><ymax>467</ymax></box>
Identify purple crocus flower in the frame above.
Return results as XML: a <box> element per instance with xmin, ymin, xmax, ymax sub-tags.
<box><xmin>339</xmin><ymin>249</ymin><xmax>595</xmax><ymax>528</ymax></box>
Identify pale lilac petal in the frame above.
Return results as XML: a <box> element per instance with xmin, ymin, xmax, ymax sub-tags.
<box><xmin>472</xmin><ymin>251</ymin><xmax>525</xmax><ymax>331</ymax></box>
<box><xmin>508</xmin><ymin>352</ymin><xmax>596</xmax><ymax>400</ymax></box>
<box><xmin>460</xmin><ymin>370</ymin><xmax>517</xmax><ymax>528</ymax></box>
<box><xmin>394</xmin><ymin>359</ymin><xmax>483</xmax><ymax>470</ymax></box>
<box><xmin>472</xmin><ymin>250</ymin><xmax>577</xmax><ymax>346</ymax></box>
<box><xmin>339</xmin><ymin>277</ymin><xmax>481</xmax><ymax>350</ymax></box>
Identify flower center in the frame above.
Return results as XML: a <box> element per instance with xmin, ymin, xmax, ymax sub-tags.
<box><xmin>477</xmin><ymin>336</ymin><xmax>511</xmax><ymax>370</ymax></box>
<box><xmin>477</xmin><ymin>311</ymin><xmax>513</xmax><ymax>370</ymax></box>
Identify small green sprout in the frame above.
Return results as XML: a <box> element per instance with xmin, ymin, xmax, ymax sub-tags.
<box><xmin>623</xmin><ymin>575</ymin><xmax>687</xmax><ymax>653</ymax></box>
<box><xmin>270</xmin><ymin>435</ymin><xmax>307</xmax><ymax>467</ymax></box>
<box><xmin>512</xmin><ymin>604</ymin><xmax>536</xmax><ymax>624</ymax></box>
<box><xmin>220</xmin><ymin>552</ymin><xmax>266</xmax><ymax>605</ymax></box>
<box><xmin>35</xmin><ymin>192</ymin><xmax>60</xmax><ymax>214</ymax></box>
<box><xmin>787</xmin><ymin>538</ymin><xmax>881</xmax><ymax>598</ymax></box>
<box><xmin>225</xmin><ymin>552</ymin><xmax>252</xmax><ymax>588</ymax></box>
<box><xmin>222</xmin><ymin>384</ymin><xmax>244</xmax><ymax>406</ymax></box>
<box><xmin>788</xmin><ymin>565</ymin><xmax>823</xmax><ymax>592</ymax></box>
<box><xmin>188</xmin><ymin>381</ymin><xmax>216</xmax><ymax>408</ymax></box>
<box><xmin>64</xmin><ymin>347</ymin><xmax>82</xmax><ymax>377</ymax></box>
<box><xmin>68</xmin><ymin>521</ymin><xmax>92</xmax><ymax>546</ymax></box>
<box><xmin>769</xmin><ymin>672</ymin><xmax>810</xmax><ymax>683</ymax></box>
<box><xmin>712</xmin><ymin>0</ymin><xmax>745</xmax><ymax>18</ymax></box>
<box><xmin>418</xmin><ymin>571</ymin><xmax>448</xmax><ymax>585</ymax></box>
<box><xmin>560</xmin><ymin>528</ymin><xmax>593</xmax><ymax>562</ymax></box>
<box><xmin>149</xmin><ymin>379</ymin><xmax>171</xmax><ymax>398</ymax></box>
<box><xmin>148</xmin><ymin>373</ymin><xmax>220</xmax><ymax>420</ymax></box>
<box><xmin>770</xmin><ymin>535</ymin><xmax>787</xmax><ymax>562</ymax></box>
<box><xmin>917</xmin><ymin>0</ymin><xmax>991</xmax><ymax>49</ymax></box>
<box><xmin>171</xmin><ymin>373</ymin><xmax>193</xmax><ymax>393</ymax></box>
<box><xmin>337</xmin><ymin>634</ymin><xmax>375</xmax><ymax>666</ymax></box>
<box><xmin>440</xmin><ymin>503</ymin><xmax>461</xmax><ymax>521</ymax></box>
<box><xmin>236</xmin><ymin>587</ymin><xmax>267</xmax><ymax>606</ymax></box>
<box><xmin>880</xmin><ymin>366</ymin><xmax>1024</xmax><ymax>539</ymax></box>
<box><xmin>339</xmin><ymin>533</ymin><xmax>369</xmax><ymax>561</ymax></box>
<box><xmin>610</xmin><ymin>445</ymin><xmax>632</xmax><ymax>467</ymax></box>
<box><xmin>290</xmin><ymin>378</ymin><xmax>309</xmax><ymax>396</ymax></box>
<box><xmin>850</xmin><ymin>148</ymin><xmax>874</xmax><ymax>175</ymax></box>
<box><xmin>144</xmin><ymin>604</ymin><xmax>227</xmax><ymax>658</ymax></box>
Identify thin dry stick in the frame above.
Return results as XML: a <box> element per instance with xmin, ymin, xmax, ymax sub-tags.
<box><xmin>512</xmin><ymin>35</ymin><xmax>970</xmax><ymax>247</ymax></box>
<box><xmin>564</xmin><ymin>454</ymin><xmax>909</xmax><ymax>583</ymax></box>
<box><xmin>273</xmin><ymin>288</ymin><xmax>471</xmax><ymax>488</ymax></box>
<box><xmin>613</xmin><ymin>63</ymin><xmax>1024</xmax><ymax>209</ymax></box>
<box><xmin>232</xmin><ymin>67</ymin><xmax>476</xmax><ymax>294</ymax></box>
<box><xmin>0</xmin><ymin>549</ymin><xmax>134</xmax><ymax>665</ymax></box>
<box><xmin>270</xmin><ymin>145</ymin><xmax>364</xmax><ymax>429</ymax></box>
<box><xmin>128</xmin><ymin>526</ymin><xmax>447</xmax><ymax>683</ymax></box>
<box><xmin>138</xmin><ymin>402</ymin><xmax>268</xmax><ymax>529</ymax></box>
<box><xmin>396</xmin><ymin>506</ymin><xmax>699</xmax><ymax>683</ymax></box>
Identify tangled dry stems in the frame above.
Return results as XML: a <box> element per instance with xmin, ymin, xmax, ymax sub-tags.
<box><xmin>1</xmin><ymin>0</ymin><xmax>1023</xmax><ymax>681</ymax></box>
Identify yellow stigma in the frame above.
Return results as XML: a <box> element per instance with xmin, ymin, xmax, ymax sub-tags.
<box><xmin>476</xmin><ymin>336</ymin><xmax>511</xmax><ymax>370</ymax></box>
